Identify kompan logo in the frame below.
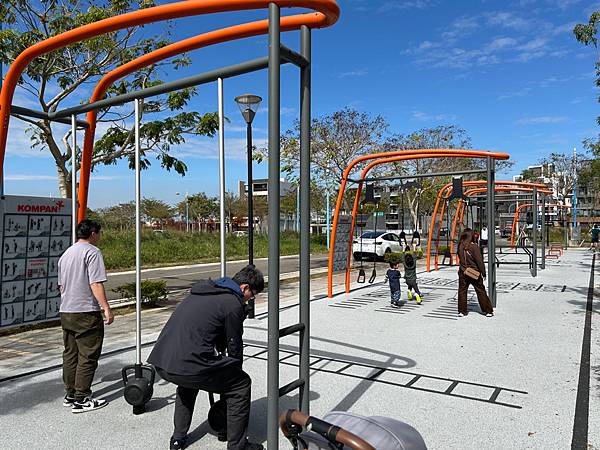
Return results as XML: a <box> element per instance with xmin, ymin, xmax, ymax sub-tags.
<box><xmin>16</xmin><ymin>200</ymin><xmax>65</xmax><ymax>213</ymax></box>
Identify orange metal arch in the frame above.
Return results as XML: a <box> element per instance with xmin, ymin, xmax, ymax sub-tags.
<box><xmin>77</xmin><ymin>14</ymin><xmax>326</xmax><ymax>221</ymax></box>
<box><xmin>426</xmin><ymin>180</ymin><xmax>549</xmax><ymax>271</ymax></box>
<box><xmin>326</xmin><ymin>148</ymin><xmax>510</xmax><ymax>298</ymax></box>
<box><xmin>510</xmin><ymin>203</ymin><xmax>569</xmax><ymax>247</ymax></box>
<box><xmin>0</xmin><ymin>0</ymin><xmax>340</xmax><ymax>185</ymax></box>
<box><xmin>446</xmin><ymin>183</ymin><xmax>551</xmax><ymax>255</ymax></box>
<box><xmin>439</xmin><ymin>186</ymin><xmax>553</xmax><ymax>267</ymax></box>
<box><xmin>454</xmin><ymin>187</ymin><xmax>553</xmax><ymax>249</ymax></box>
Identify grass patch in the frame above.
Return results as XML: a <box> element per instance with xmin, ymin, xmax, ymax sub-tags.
<box><xmin>98</xmin><ymin>230</ymin><xmax>328</xmax><ymax>271</ymax></box>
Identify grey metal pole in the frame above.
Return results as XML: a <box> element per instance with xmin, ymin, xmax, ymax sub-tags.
<box><xmin>71</xmin><ymin>115</ymin><xmax>77</xmax><ymax>245</ymax></box>
<box><xmin>299</xmin><ymin>24</ymin><xmax>311</xmax><ymax>414</ymax></box>
<box><xmin>541</xmin><ymin>195</ymin><xmax>546</xmax><ymax>270</ymax></box>
<box><xmin>267</xmin><ymin>4</ymin><xmax>281</xmax><ymax>448</ymax></box>
<box><xmin>247</xmin><ymin>121</ymin><xmax>254</xmax><ymax>265</ymax></box>
<box><xmin>532</xmin><ymin>186</ymin><xmax>538</xmax><ymax>277</ymax></box>
<box><xmin>0</xmin><ymin>19</ymin><xmax>3</xmax><ymax>196</ymax></box>
<box><xmin>486</xmin><ymin>157</ymin><xmax>496</xmax><ymax>307</ymax></box>
<box><xmin>296</xmin><ymin>186</ymin><xmax>300</xmax><ymax>232</ymax></box>
<box><xmin>218</xmin><ymin>78</ymin><xmax>226</xmax><ymax>277</ymax></box>
<box><xmin>134</xmin><ymin>99</ymin><xmax>142</xmax><ymax>365</ymax></box>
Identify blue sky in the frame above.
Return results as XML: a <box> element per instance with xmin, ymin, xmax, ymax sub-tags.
<box><xmin>3</xmin><ymin>0</ymin><xmax>600</xmax><ymax>208</ymax></box>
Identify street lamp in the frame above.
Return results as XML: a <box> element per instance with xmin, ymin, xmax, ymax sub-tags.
<box><xmin>235</xmin><ymin>93</ymin><xmax>262</xmax><ymax>265</ymax></box>
<box><xmin>176</xmin><ymin>191</ymin><xmax>189</xmax><ymax>232</ymax></box>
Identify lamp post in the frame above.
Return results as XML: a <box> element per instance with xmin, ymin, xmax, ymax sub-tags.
<box><xmin>235</xmin><ymin>94</ymin><xmax>262</xmax><ymax>265</ymax></box>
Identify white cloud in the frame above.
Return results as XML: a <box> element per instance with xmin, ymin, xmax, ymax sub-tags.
<box><xmin>377</xmin><ymin>1</ymin><xmax>433</xmax><ymax>13</ymax></box>
<box><xmin>172</xmin><ymin>136</ymin><xmax>268</xmax><ymax>161</ymax></box>
<box><xmin>498</xmin><ymin>87</ymin><xmax>531</xmax><ymax>100</ymax></box>
<box><xmin>412</xmin><ymin>110</ymin><xmax>458</xmax><ymax>122</ymax></box>
<box><xmin>516</xmin><ymin>116</ymin><xmax>568</xmax><ymax>124</ymax></box>
<box><xmin>337</xmin><ymin>69</ymin><xmax>368</xmax><ymax>78</ymax></box>
<box><xmin>519</xmin><ymin>37</ymin><xmax>547</xmax><ymax>51</ymax></box>
<box><xmin>485</xmin><ymin>12</ymin><xmax>531</xmax><ymax>30</ymax></box>
<box><xmin>487</xmin><ymin>37</ymin><xmax>518</xmax><ymax>51</ymax></box>
<box><xmin>5</xmin><ymin>174</ymin><xmax>121</xmax><ymax>182</ymax></box>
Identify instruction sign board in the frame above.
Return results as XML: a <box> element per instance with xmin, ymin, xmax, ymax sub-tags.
<box><xmin>0</xmin><ymin>195</ymin><xmax>71</xmax><ymax>329</ymax></box>
<box><xmin>332</xmin><ymin>215</ymin><xmax>352</xmax><ymax>272</ymax></box>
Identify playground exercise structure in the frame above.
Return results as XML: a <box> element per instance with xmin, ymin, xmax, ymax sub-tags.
<box><xmin>0</xmin><ymin>1</ymin><xmax>366</xmax><ymax>448</ymax></box>
<box><xmin>327</xmin><ymin>149</ymin><xmax>510</xmax><ymax>303</ymax></box>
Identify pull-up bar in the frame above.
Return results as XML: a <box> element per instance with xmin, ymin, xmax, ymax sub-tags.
<box><xmin>52</xmin><ymin>57</ymin><xmax>273</xmax><ymax>119</ymax></box>
<box><xmin>348</xmin><ymin>168</ymin><xmax>487</xmax><ymax>184</ymax></box>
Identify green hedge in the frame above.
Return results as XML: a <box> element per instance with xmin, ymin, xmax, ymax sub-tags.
<box><xmin>113</xmin><ymin>280</ymin><xmax>168</xmax><ymax>306</ymax></box>
<box><xmin>383</xmin><ymin>249</ymin><xmax>423</xmax><ymax>264</ymax></box>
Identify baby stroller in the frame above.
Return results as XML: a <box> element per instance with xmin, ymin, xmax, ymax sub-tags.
<box><xmin>279</xmin><ymin>409</ymin><xmax>427</xmax><ymax>450</ymax></box>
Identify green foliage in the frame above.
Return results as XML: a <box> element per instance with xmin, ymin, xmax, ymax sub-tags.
<box><xmin>93</xmin><ymin>202</ymin><xmax>136</xmax><ymax>230</ymax></box>
<box><xmin>383</xmin><ymin>249</ymin><xmax>423</xmax><ymax>264</ymax></box>
<box><xmin>141</xmin><ymin>198</ymin><xmax>174</xmax><ymax>223</ymax></box>
<box><xmin>574</xmin><ymin>11</ymin><xmax>600</xmax><ymax>155</ymax></box>
<box><xmin>255</xmin><ymin>108</ymin><xmax>388</xmax><ymax>208</ymax></box>
<box><xmin>97</xmin><ymin>229</ymin><xmax>329</xmax><ymax>270</ymax></box>
<box><xmin>437</xmin><ymin>245</ymin><xmax>451</xmax><ymax>255</ymax></box>
<box><xmin>113</xmin><ymin>280</ymin><xmax>168</xmax><ymax>305</ymax></box>
<box><xmin>0</xmin><ymin>0</ymin><xmax>218</xmax><ymax>197</ymax></box>
<box><xmin>176</xmin><ymin>192</ymin><xmax>219</xmax><ymax>221</ymax></box>
<box><xmin>383</xmin><ymin>252</ymin><xmax>403</xmax><ymax>264</ymax></box>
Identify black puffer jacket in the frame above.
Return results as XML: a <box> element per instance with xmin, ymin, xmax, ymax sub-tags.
<box><xmin>148</xmin><ymin>277</ymin><xmax>245</xmax><ymax>375</ymax></box>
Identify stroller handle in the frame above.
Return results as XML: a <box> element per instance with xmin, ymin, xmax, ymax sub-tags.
<box><xmin>279</xmin><ymin>409</ymin><xmax>376</xmax><ymax>450</ymax></box>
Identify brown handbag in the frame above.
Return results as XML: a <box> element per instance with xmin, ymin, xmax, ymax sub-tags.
<box><xmin>462</xmin><ymin>246</ymin><xmax>481</xmax><ymax>280</ymax></box>
<box><xmin>464</xmin><ymin>266</ymin><xmax>481</xmax><ymax>280</ymax></box>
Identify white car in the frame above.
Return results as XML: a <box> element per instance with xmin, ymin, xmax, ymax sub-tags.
<box><xmin>352</xmin><ymin>231</ymin><xmax>403</xmax><ymax>261</ymax></box>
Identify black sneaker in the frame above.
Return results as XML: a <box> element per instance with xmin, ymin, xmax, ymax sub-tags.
<box><xmin>170</xmin><ymin>437</ymin><xmax>187</xmax><ymax>450</ymax></box>
<box><xmin>72</xmin><ymin>396</ymin><xmax>108</xmax><ymax>414</ymax></box>
<box><xmin>62</xmin><ymin>395</ymin><xmax>75</xmax><ymax>407</ymax></box>
<box><xmin>242</xmin><ymin>442</ymin><xmax>264</xmax><ymax>450</ymax></box>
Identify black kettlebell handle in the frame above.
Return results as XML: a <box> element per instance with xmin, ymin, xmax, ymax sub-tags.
<box><xmin>122</xmin><ymin>364</ymin><xmax>156</xmax><ymax>385</ymax></box>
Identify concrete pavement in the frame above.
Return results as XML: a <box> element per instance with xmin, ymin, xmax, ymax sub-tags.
<box><xmin>0</xmin><ymin>249</ymin><xmax>597</xmax><ymax>449</ymax></box>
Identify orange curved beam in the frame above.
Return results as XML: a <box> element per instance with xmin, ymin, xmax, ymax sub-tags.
<box><xmin>448</xmin><ymin>187</ymin><xmax>552</xmax><ymax>252</ymax></box>
<box><xmin>458</xmin><ymin>187</ymin><xmax>552</xmax><ymax>250</ymax></box>
<box><xmin>437</xmin><ymin>186</ymin><xmax>553</xmax><ymax>268</ymax></box>
<box><xmin>427</xmin><ymin>181</ymin><xmax>549</xmax><ymax>271</ymax></box>
<box><xmin>510</xmin><ymin>203</ymin><xmax>569</xmax><ymax>247</ymax></box>
<box><xmin>325</xmin><ymin>148</ymin><xmax>510</xmax><ymax>298</ymax></box>
<box><xmin>0</xmin><ymin>0</ymin><xmax>340</xmax><ymax>187</ymax></box>
<box><xmin>446</xmin><ymin>182</ymin><xmax>551</xmax><ymax>255</ymax></box>
<box><xmin>77</xmin><ymin>14</ymin><xmax>326</xmax><ymax>222</ymax></box>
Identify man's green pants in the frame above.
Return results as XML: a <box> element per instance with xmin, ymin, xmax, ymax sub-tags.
<box><xmin>61</xmin><ymin>312</ymin><xmax>104</xmax><ymax>401</ymax></box>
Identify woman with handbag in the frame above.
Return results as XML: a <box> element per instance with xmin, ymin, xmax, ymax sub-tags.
<box><xmin>457</xmin><ymin>229</ymin><xmax>494</xmax><ymax>317</ymax></box>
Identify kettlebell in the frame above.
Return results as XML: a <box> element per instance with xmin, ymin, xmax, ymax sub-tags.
<box><xmin>122</xmin><ymin>363</ymin><xmax>156</xmax><ymax>415</ymax></box>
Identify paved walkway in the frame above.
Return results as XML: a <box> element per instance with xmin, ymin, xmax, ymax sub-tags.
<box><xmin>0</xmin><ymin>249</ymin><xmax>598</xmax><ymax>449</ymax></box>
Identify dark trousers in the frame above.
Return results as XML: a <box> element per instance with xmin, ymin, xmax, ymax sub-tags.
<box><xmin>457</xmin><ymin>271</ymin><xmax>493</xmax><ymax>315</ymax></box>
<box><xmin>157</xmin><ymin>366</ymin><xmax>252</xmax><ymax>450</ymax></box>
<box><xmin>406</xmin><ymin>280</ymin><xmax>421</xmax><ymax>295</ymax></box>
<box><xmin>61</xmin><ymin>312</ymin><xmax>104</xmax><ymax>401</ymax></box>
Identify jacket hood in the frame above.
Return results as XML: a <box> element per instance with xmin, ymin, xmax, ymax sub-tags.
<box><xmin>190</xmin><ymin>277</ymin><xmax>243</xmax><ymax>300</ymax></box>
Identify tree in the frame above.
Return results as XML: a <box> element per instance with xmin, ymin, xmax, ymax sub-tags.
<box><xmin>255</xmin><ymin>107</ymin><xmax>389</xmax><ymax>210</ymax></box>
<box><xmin>177</xmin><ymin>192</ymin><xmax>219</xmax><ymax>225</ymax></box>
<box><xmin>0</xmin><ymin>0</ymin><xmax>219</xmax><ymax>197</ymax></box>
<box><xmin>141</xmin><ymin>198</ymin><xmax>173</xmax><ymax>224</ymax></box>
<box><xmin>380</xmin><ymin>125</ymin><xmax>509</xmax><ymax>229</ymax></box>
<box><xmin>94</xmin><ymin>202</ymin><xmax>136</xmax><ymax>230</ymax></box>
<box><xmin>224</xmin><ymin>192</ymin><xmax>246</xmax><ymax>229</ymax></box>
<box><xmin>574</xmin><ymin>11</ymin><xmax>600</xmax><ymax>155</ymax></box>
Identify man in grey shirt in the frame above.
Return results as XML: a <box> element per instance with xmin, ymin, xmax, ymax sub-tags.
<box><xmin>58</xmin><ymin>219</ymin><xmax>113</xmax><ymax>413</ymax></box>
